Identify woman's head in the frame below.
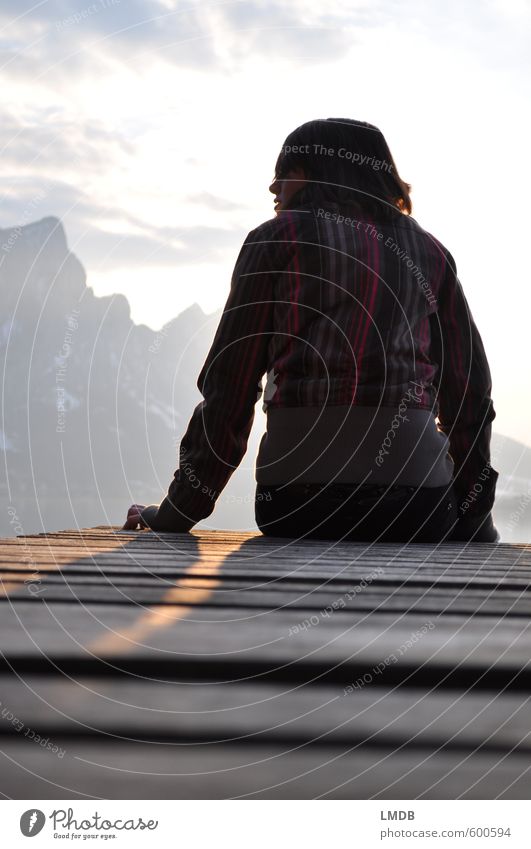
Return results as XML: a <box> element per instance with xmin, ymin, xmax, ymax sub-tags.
<box><xmin>269</xmin><ymin>118</ymin><xmax>411</xmax><ymax>218</ymax></box>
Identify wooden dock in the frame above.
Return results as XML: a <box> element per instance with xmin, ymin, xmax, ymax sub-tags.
<box><xmin>0</xmin><ymin>527</ymin><xmax>530</xmax><ymax>799</ymax></box>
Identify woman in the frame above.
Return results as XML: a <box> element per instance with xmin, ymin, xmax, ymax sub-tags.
<box><xmin>124</xmin><ymin>118</ymin><xmax>499</xmax><ymax>543</ymax></box>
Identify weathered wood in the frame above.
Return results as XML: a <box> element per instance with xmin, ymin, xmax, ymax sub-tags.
<box><xmin>0</xmin><ymin>676</ymin><xmax>529</xmax><ymax>752</ymax></box>
<box><xmin>2</xmin><ymin>544</ymin><xmax>531</xmax><ymax>573</ymax></box>
<box><xmin>1</xmin><ymin>527</ymin><xmax>530</xmax><ymax>799</ymax></box>
<box><xmin>2</xmin><ymin>581</ymin><xmax>531</xmax><ymax>618</ymax></box>
<box><xmin>4</xmin><ymin>567</ymin><xmax>531</xmax><ymax>592</ymax></box>
<box><xmin>1</xmin><ymin>740</ymin><xmax>530</xmax><ymax>799</ymax></box>
<box><xmin>1</xmin><ymin>602</ymin><xmax>529</xmax><ymax>695</ymax></box>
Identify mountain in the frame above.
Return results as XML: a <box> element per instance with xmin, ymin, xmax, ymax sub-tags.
<box><xmin>490</xmin><ymin>433</ymin><xmax>531</xmax><ymax>543</ymax></box>
<box><xmin>1</xmin><ymin>217</ymin><xmax>529</xmax><ymax>541</ymax></box>
<box><xmin>0</xmin><ymin>216</ymin><xmax>227</xmax><ymax>536</ymax></box>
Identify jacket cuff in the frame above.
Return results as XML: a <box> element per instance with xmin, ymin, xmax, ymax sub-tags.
<box><xmin>138</xmin><ymin>504</ymin><xmax>159</xmax><ymax>528</ymax></box>
<box><xmin>139</xmin><ymin>501</ymin><xmax>194</xmax><ymax>533</ymax></box>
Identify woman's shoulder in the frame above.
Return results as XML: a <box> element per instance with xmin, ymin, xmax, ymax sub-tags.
<box><xmin>394</xmin><ymin>215</ymin><xmax>455</xmax><ymax>265</ymax></box>
<box><xmin>250</xmin><ymin>208</ymin><xmax>310</xmax><ymax>231</ymax></box>
<box><xmin>244</xmin><ymin>209</ymin><xmax>313</xmax><ymax>247</ymax></box>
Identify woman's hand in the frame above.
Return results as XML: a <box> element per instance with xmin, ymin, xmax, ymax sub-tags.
<box><xmin>122</xmin><ymin>504</ymin><xmax>148</xmax><ymax>530</ymax></box>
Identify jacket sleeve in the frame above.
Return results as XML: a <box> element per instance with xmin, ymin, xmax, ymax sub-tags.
<box><xmin>429</xmin><ymin>250</ymin><xmax>499</xmax><ymax>536</ymax></box>
<box><xmin>140</xmin><ymin>224</ymin><xmax>279</xmax><ymax>532</ymax></box>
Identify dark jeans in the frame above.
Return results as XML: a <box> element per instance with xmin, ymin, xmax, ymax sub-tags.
<box><xmin>255</xmin><ymin>481</ymin><xmax>459</xmax><ymax>543</ymax></box>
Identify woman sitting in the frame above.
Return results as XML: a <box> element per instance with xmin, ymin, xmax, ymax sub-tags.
<box><xmin>124</xmin><ymin>118</ymin><xmax>499</xmax><ymax>543</ymax></box>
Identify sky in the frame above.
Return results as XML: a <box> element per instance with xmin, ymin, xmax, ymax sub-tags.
<box><xmin>0</xmin><ymin>0</ymin><xmax>530</xmax><ymax>444</ymax></box>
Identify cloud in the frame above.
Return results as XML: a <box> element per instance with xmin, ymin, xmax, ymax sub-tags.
<box><xmin>0</xmin><ymin>177</ymin><xmax>111</xmax><ymax>229</ymax></box>
<box><xmin>184</xmin><ymin>192</ymin><xmax>246</xmax><ymax>212</ymax></box>
<box><xmin>0</xmin><ymin>0</ymin><xmax>356</xmax><ymax>79</ymax></box>
<box><xmin>0</xmin><ymin>175</ymin><xmax>243</xmax><ymax>272</ymax></box>
<box><xmin>0</xmin><ymin>108</ymin><xmax>134</xmax><ymax>172</ymax></box>
<box><xmin>75</xmin><ymin>222</ymin><xmax>242</xmax><ymax>270</ymax></box>
<box><xmin>212</xmin><ymin>1</ymin><xmax>356</xmax><ymax>64</ymax></box>
<box><xmin>1</xmin><ymin>0</ymin><xmax>528</xmax><ymax>86</ymax></box>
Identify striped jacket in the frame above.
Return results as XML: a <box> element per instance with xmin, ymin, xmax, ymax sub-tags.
<box><xmin>142</xmin><ymin>191</ymin><xmax>498</xmax><ymax>532</ymax></box>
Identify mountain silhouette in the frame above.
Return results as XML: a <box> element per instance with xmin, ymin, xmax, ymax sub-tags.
<box><xmin>1</xmin><ymin>216</ymin><xmax>224</xmax><ymax>535</ymax></box>
<box><xmin>1</xmin><ymin>217</ymin><xmax>529</xmax><ymax>541</ymax></box>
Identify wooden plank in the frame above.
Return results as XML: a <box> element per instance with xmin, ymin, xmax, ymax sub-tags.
<box><xmin>0</xmin><ymin>739</ymin><xmax>529</xmax><ymax>799</ymax></box>
<box><xmin>0</xmin><ymin>546</ymin><xmax>531</xmax><ymax>577</ymax></box>
<box><xmin>2</xmin><ymin>579</ymin><xmax>531</xmax><ymax>617</ymax></box>
<box><xmin>3</xmin><ymin>531</ymin><xmax>529</xmax><ymax>617</ymax></box>
<box><xmin>6</xmin><ymin>531</ymin><xmax>531</xmax><ymax>562</ymax></box>
<box><xmin>2</xmin><ymin>568</ymin><xmax>530</xmax><ymax>595</ymax></box>
<box><xmin>3</xmin><ymin>539</ymin><xmax>530</xmax><ymax>571</ymax></box>
<box><xmin>37</xmin><ymin>526</ymin><xmax>530</xmax><ymax>547</ymax></box>
<box><xmin>2</xmin><ymin>530</ymin><xmax>531</xmax><ymax>593</ymax></box>
<box><xmin>8</xmin><ymin>526</ymin><xmax>531</xmax><ymax>558</ymax></box>
<box><xmin>0</xmin><ymin>676</ymin><xmax>529</xmax><ymax>752</ymax></box>
<box><xmin>3</xmin><ymin>567</ymin><xmax>531</xmax><ymax>591</ymax></box>
<box><xmin>1</xmin><ymin>527</ymin><xmax>530</xmax><ymax>801</ymax></box>
<box><xmin>0</xmin><ymin>602</ymin><xmax>529</xmax><ymax>683</ymax></box>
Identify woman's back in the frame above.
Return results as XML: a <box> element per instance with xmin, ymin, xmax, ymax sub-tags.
<box><xmin>251</xmin><ymin>191</ymin><xmax>457</xmax><ymax>490</ymax></box>
<box><xmin>133</xmin><ymin>118</ymin><xmax>498</xmax><ymax>543</ymax></box>
<box><xmin>260</xmin><ymin>196</ymin><xmax>448</xmax><ymax>412</ymax></box>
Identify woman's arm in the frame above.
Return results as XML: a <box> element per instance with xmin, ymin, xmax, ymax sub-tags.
<box><xmin>429</xmin><ymin>251</ymin><xmax>499</xmax><ymax>541</ymax></box>
<box><xmin>139</xmin><ymin>223</ymin><xmax>281</xmax><ymax>532</ymax></box>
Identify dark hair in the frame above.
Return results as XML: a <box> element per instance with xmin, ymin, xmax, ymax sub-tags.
<box><xmin>274</xmin><ymin>118</ymin><xmax>412</xmax><ymax>220</ymax></box>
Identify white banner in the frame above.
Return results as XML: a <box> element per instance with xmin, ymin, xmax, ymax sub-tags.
<box><xmin>1</xmin><ymin>800</ymin><xmax>528</xmax><ymax>847</ymax></box>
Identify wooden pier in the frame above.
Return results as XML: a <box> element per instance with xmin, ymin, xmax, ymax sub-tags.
<box><xmin>0</xmin><ymin>527</ymin><xmax>530</xmax><ymax>799</ymax></box>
